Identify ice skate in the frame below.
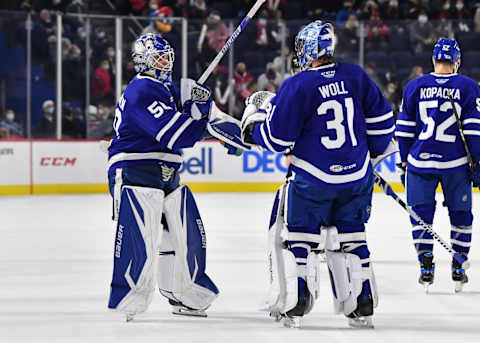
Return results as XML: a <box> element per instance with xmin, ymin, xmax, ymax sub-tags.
<box><xmin>282</xmin><ymin>315</ymin><xmax>302</xmax><ymax>328</ymax></box>
<box><xmin>452</xmin><ymin>256</ymin><xmax>468</xmax><ymax>293</ymax></box>
<box><xmin>169</xmin><ymin>299</ymin><xmax>207</xmax><ymax>317</ymax></box>
<box><xmin>418</xmin><ymin>253</ymin><xmax>435</xmax><ymax>292</ymax></box>
<box><xmin>125</xmin><ymin>313</ymin><xmax>135</xmax><ymax>322</ymax></box>
<box><xmin>347</xmin><ymin>296</ymin><xmax>374</xmax><ymax>329</ymax></box>
<box><xmin>348</xmin><ymin>316</ymin><xmax>374</xmax><ymax>329</ymax></box>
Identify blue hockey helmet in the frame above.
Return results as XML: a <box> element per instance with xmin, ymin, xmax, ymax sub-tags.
<box><xmin>294</xmin><ymin>21</ymin><xmax>336</xmax><ymax>70</ymax></box>
<box><xmin>132</xmin><ymin>33</ymin><xmax>175</xmax><ymax>80</ymax></box>
<box><xmin>432</xmin><ymin>38</ymin><xmax>461</xmax><ymax>72</ymax></box>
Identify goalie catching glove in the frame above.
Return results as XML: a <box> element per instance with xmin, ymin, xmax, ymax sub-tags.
<box><xmin>240</xmin><ymin>91</ymin><xmax>276</xmax><ymax>145</ymax></box>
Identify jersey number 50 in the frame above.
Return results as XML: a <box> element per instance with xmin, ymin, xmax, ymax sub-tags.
<box><xmin>317</xmin><ymin>98</ymin><xmax>357</xmax><ymax>149</ymax></box>
<box><xmin>418</xmin><ymin>100</ymin><xmax>461</xmax><ymax>143</ymax></box>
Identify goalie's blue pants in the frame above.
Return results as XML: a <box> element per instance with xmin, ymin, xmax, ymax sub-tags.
<box><xmin>283</xmin><ymin>172</ymin><xmax>374</xmax><ymax>300</ymax></box>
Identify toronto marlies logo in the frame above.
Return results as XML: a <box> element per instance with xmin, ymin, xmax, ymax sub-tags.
<box><xmin>435</xmin><ymin>78</ymin><xmax>449</xmax><ymax>85</ymax></box>
<box><xmin>321</xmin><ymin>70</ymin><xmax>336</xmax><ymax>78</ymax></box>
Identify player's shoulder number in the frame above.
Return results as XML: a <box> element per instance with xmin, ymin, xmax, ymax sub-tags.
<box><xmin>147</xmin><ymin>101</ymin><xmax>172</xmax><ymax>118</ymax></box>
<box><xmin>476</xmin><ymin>98</ymin><xmax>480</xmax><ymax>112</ymax></box>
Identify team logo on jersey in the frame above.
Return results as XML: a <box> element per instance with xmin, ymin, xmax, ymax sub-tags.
<box><xmin>329</xmin><ymin>163</ymin><xmax>357</xmax><ymax>173</ymax></box>
<box><xmin>435</xmin><ymin>78</ymin><xmax>449</xmax><ymax>85</ymax></box>
<box><xmin>321</xmin><ymin>70</ymin><xmax>336</xmax><ymax>78</ymax></box>
<box><xmin>419</xmin><ymin>152</ymin><xmax>443</xmax><ymax>159</ymax></box>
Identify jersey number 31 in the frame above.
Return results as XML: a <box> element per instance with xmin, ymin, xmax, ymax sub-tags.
<box><xmin>317</xmin><ymin>98</ymin><xmax>357</xmax><ymax>149</ymax></box>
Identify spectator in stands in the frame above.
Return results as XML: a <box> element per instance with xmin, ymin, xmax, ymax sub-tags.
<box><xmin>338</xmin><ymin>13</ymin><xmax>360</xmax><ymax>52</ymax></box>
<box><xmin>336</xmin><ymin>0</ymin><xmax>356</xmax><ymax>28</ymax></box>
<box><xmin>0</xmin><ymin>109</ymin><xmax>23</xmax><ymax>138</ymax></box>
<box><xmin>365</xmin><ymin>63</ymin><xmax>385</xmax><ymax>91</ymax></box>
<box><xmin>272</xmin><ymin>47</ymin><xmax>294</xmax><ymax>78</ymax></box>
<box><xmin>171</xmin><ymin>0</ymin><xmax>190</xmax><ymax>18</ymax></box>
<box><xmin>62</xmin><ymin>102</ymin><xmax>85</xmax><ymax>139</ymax></box>
<box><xmin>359</xmin><ymin>0</ymin><xmax>379</xmax><ymax>20</ymax></box>
<box><xmin>383</xmin><ymin>0</ymin><xmax>401</xmax><ymax>21</ymax></box>
<box><xmin>475</xmin><ymin>4</ymin><xmax>480</xmax><ymax>33</ymax></box>
<box><xmin>384</xmin><ymin>82</ymin><xmax>402</xmax><ymax>116</ymax></box>
<box><xmin>190</xmin><ymin>0</ymin><xmax>207</xmax><ymax>18</ymax></box>
<box><xmin>123</xmin><ymin>60</ymin><xmax>137</xmax><ymax>85</ymax></box>
<box><xmin>212</xmin><ymin>68</ymin><xmax>234</xmax><ymax>112</ymax></box>
<box><xmin>265</xmin><ymin>0</ymin><xmax>286</xmax><ymax>18</ymax></box>
<box><xmin>205</xmin><ymin>11</ymin><xmax>228</xmax><ymax>53</ymax></box>
<box><xmin>87</xmin><ymin>104</ymin><xmax>113</xmax><ymax>139</ymax></box>
<box><xmin>93</xmin><ymin>59</ymin><xmax>115</xmax><ymax>106</ymax></box>
<box><xmin>365</xmin><ymin>10</ymin><xmax>389</xmax><ymax>51</ymax></box>
<box><xmin>257</xmin><ymin>62</ymin><xmax>282</xmax><ymax>91</ymax></box>
<box><xmin>255</xmin><ymin>10</ymin><xmax>270</xmax><ymax>48</ymax></box>
<box><xmin>143</xmin><ymin>6</ymin><xmax>174</xmax><ymax>35</ymax></box>
<box><xmin>403</xmin><ymin>65</ymin><xmax>424</xmax><ymax>87</ymax></box>
<box><xmin>409</xmin><ymin>11</ymin><xmax>436</xmax><ymax>54</ymax></box>
<box><xmin>39</xmin><ymin>9</ymin><xmax>55</xmax><ymax>36</ymax></box>
<box><xmin>35</xmin><ymin>100</ymin><xmax>56</xmax><ymax>138</ymax></box>
<box><xmin>64</xmin><ymin>43</ymin><xmax>84</xmax><ymax>102</ymax></box>
<box><xmin>233</xmin><ymin>62</ymin><xmax>253</xmax><ymax>94</ymax></box>
<box><xmin>404</xmin><ymin>0</ymin><xmax>427</xmax><ymax>20</ymax></box>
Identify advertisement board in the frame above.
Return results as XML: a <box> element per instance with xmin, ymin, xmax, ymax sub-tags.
<box><xmin>0</xmin><ymin>140</ymin><xmax>403</xmax><ymax>195</ymax></box>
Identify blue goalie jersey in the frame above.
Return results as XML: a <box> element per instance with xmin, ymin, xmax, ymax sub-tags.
<box><xmin>107</xmin><ymin>74</ymin><xmax>208</xmax><ymax>173</ymax></box>
<box><xmin>252</xmin><ymin>62</ymin><xmax>394</xmax><ymax>187</ymax></box>
<box><xmin>395</xmin><ymin>73</ymin><xmax>480</xmax><ymax>174</ymax></box>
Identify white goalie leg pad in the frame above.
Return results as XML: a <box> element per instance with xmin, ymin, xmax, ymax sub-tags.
<box><xmin>265</xmin><ymin>185</ymin><xmax>299</xmax><ymax>314</ymax></box>
<box><xmin>326</xmin><ymin>251</ymin><xmax>376</xmax><ymax>316</ymax></box>
<box><xmin>108</xmin><ymin>186</ymin><xmax>165</xmax><ymax>316</ymax></box>
<box><xmin>157</xmin><ymin>185</ymin><xmax>219</xmax><ymax>310</ymax></box>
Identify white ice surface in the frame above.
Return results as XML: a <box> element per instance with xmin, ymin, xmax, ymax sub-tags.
<box><xmin>1</xmin><ymin>192</ymin><xmax>480</xmax><ymax>343</ymax></box>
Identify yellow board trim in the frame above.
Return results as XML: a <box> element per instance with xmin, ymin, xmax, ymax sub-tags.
<box><xmin>0</xmin><ymin>185</ymin><xmax>31</xmax><ymax>196</ymax></box>
<box><xmin>0</xmin><ymin>182</ymin><xmax>477</xmax><ymax>195</ymax></box>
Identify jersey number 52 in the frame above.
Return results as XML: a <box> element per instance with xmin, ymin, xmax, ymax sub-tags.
<box><xmin>418</xmin><ymin>100</ymin><xmax>461</xmax><ymax>143</ymax></box>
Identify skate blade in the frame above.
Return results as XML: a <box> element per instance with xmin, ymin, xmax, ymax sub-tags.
<box><xmin>172</xmin><ymin>307</ymin><xmax>207</xmax><ymax>318</ymax></box>
<box><xmin>125</xmin><ymin>313</ymin><xmax>135</xmax><ymax>322</ymax></box>
<box><xmin>348</xmin><ymin>316</ymin><xmax>374</xmax><ymax>329</ymax></box>
<box><xmin>282</xmin><ymin>316</ymin><xmax>302</xmax><ymax>328</ymax></box>
<box><xmin>269</xmin><ymin>311</ymin><xmax>282</xmax><ymax>322</ymax></box>
<box><xmin>454</xmin><ymin>281</ymin><xmax>465</xmax><ymax>293</ymax></box>
<box><xmin>424</xmin><ymin>283</ymin><xmax>430</xmax><ymax>294</ymax></box>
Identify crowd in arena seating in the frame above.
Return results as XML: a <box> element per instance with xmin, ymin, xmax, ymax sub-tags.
<box><xmin>1</xmin><ymin>0</ymin><xmax>480</xmax><ymax>138</ymax></box>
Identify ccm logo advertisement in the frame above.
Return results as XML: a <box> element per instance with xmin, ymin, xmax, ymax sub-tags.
<box><xmin>32</xmin><ymin>142</ymin><xmax>108</xmax><ymax>184</ymax></box>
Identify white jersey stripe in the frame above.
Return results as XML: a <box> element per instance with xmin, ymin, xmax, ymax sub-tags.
<box><xmin>367</xmin><ymin>125</ymin><xmax>395</xmax><ymax>135</ymax></box>
<box><xmin>260</xmin><ymin>123</ymin><xmax>277</xmax><ymax>152</ymax></box>
<box><xmin>463</xmin><ymin>130</ymin><xmax>480</xmax><ymax>136</ymax></box>
<box><xmin>451</xmin><ymin>239</ymin><xmax>471</xmax><ymax>247</ymax></box>
<box><xmin>155</xmin><ymin>112</ymin><xmax>182</xmax><ymax>142</ymax></box>
<box><xmin>396</xmin><ymin>120</ymin><xmax>417</xmax><ymax>126</ymax></box>
<box><xmin>365</xmin><ymin>111</ymin><xmax>393</xmax><ymax>123</ymax></box>
<box><xmin>463</xmin><ymin>118</ymin><xmax>480</xmax><ymax>125</ymax></box>
<box><xmin>407</xmin><ymin>154</ymin><xmax>468</xmax><ymax>169</ymax></box>
<box><xmin>108</xmin><ymin>152</ymin><xmax>183</xmax><ymax>169</ymax></box>
<box><xmin>395</xmin><ymin>132</ymin><xmax>415</xmax><ymax>138</ymax></box>
<box><xmin>167</xmin><ymin>118</ymin><xmax>193</xmax><ymax>150</ymax></box>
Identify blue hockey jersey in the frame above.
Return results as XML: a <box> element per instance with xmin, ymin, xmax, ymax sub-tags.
<box><xmin>251</xmin><ymin>62</ymin><xmax>394</xmax><ymax>187</ymax></box>
<box><xmin>395</xmin><ymin>73</ymin><xmax>480</xmax><ymax>174</ymax></box>
<box><xmin>108</xmin><ymin>74</ymin><xmax>208</xmax><ymax>173</ymax></box>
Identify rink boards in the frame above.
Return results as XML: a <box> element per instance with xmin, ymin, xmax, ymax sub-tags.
<box><xmin>0</xmin><ymin>140</ymin><xmax>402</xmax><ymax>195</ymax></box>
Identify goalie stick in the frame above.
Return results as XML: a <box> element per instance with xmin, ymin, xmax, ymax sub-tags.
<box><xmin>374</xmin><ymin>170</ymin><xmax>470</xmax><ymax>269</ymax></box>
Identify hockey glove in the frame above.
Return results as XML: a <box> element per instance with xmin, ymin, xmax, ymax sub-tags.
<box><xmin>181</xmin><ymin>78</ymin><xmax>213</xmax><ymax>120</ymax></box>
<box><xmin>468</xmin><ymin>161</ymin><xmax>480</xmax><ymax>187</ymax></box>
<box><xmin>245</xmin><ymin>91</ymin><xmax>276</xmax><ymax>109</ymax></box>
<box><xmin>240</xmin><ymin>104</ymin><xmax>266</xmax><ymax>145</ymax></box>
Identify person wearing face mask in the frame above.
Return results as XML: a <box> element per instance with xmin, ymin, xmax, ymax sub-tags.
<box><xmin>0</xmin><ymin>110</ymin><xmax>23</xmax><ymax>138</ymax></box>
<box><xmin>410</xmin><ymin>11</ymin><xmax>436</xmax><ymax>54</ymax></box>
<box><xmin>336</xmin><ymin>0</ymin><xmax>356</xmax><ymax>28</ymax></box>
<box><xmin>93</xmin><ymin>59</ymin><xmax>115</xmax><ymax>106</ymax></box>
<box><xmin>35</xmin><ymin>100</ymin><xmax>56</xmax><ymax>138</ymax></box>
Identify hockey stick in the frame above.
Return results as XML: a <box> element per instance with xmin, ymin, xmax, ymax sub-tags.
<box><xmin>373</xmin><ymin>170</ymin><xmax>470</xmax><ymax>269</ymax></box>
<box><xmin>449</xmin><ymin>94</ymin><xmax>475</xmax><ymax>172</ymax></box>
<box><xmin>198</xmin><ymin>0</ymin><xmax>266</xmax><ymax>84</ymax></box>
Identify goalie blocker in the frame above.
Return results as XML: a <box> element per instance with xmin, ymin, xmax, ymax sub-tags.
<box><xmin>108</xmin><ymin>182</ymin><xmax>218</xmax><ymax>319</ymax></box>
